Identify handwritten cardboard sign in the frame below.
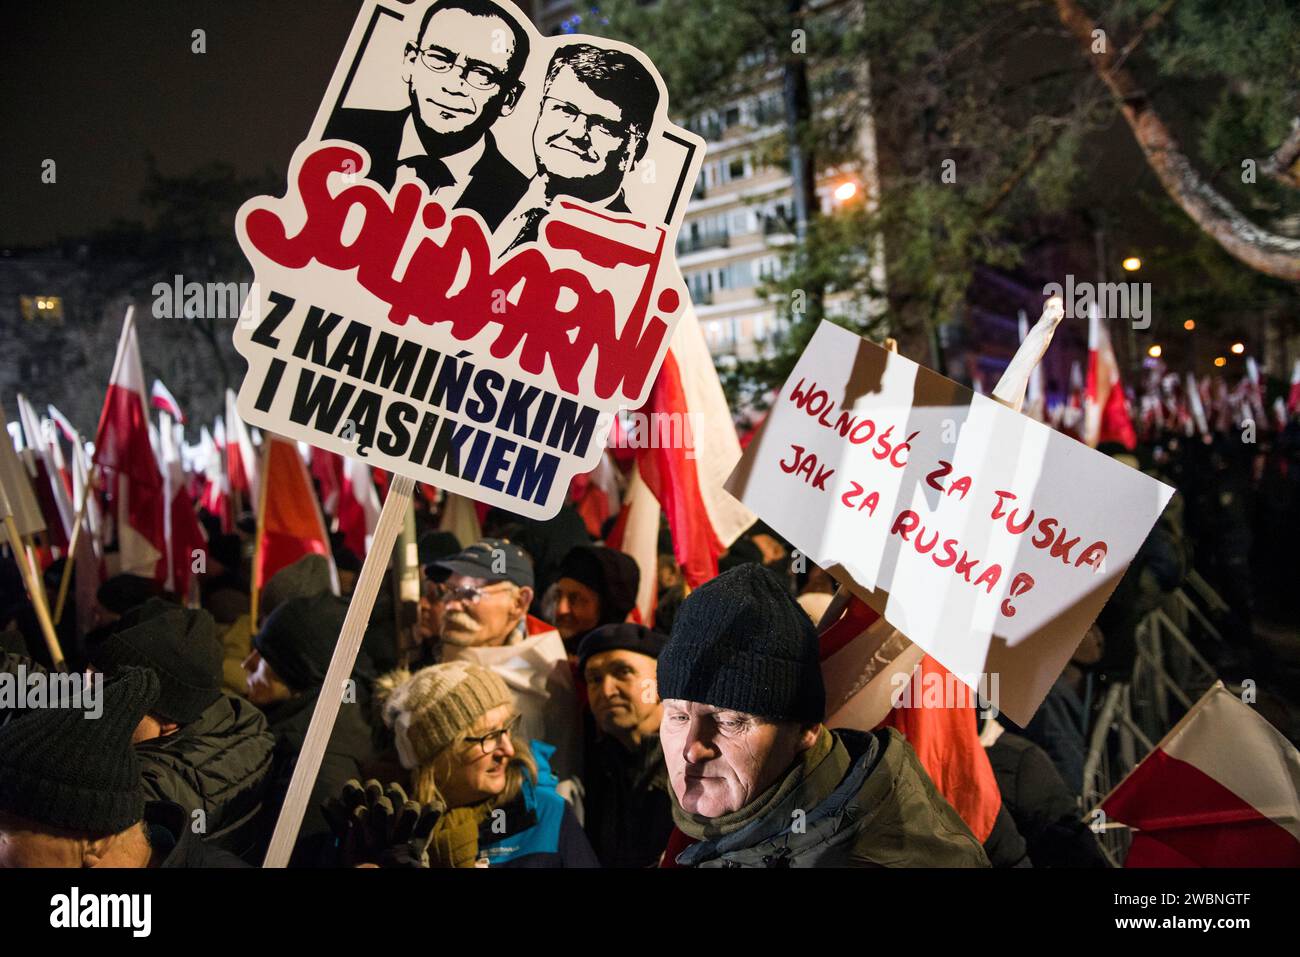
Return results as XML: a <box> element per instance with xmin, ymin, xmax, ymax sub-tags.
<box><xmin>232</xmin><ymin>0</ymin><xmax>702</xmax><ymax>518</ymax></box>
<box><xmin>726</xmin><ymin>321</ymin><xmax>1175</xmax><ymax>724</ymax></box>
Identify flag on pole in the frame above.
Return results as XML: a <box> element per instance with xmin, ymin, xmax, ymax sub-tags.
<box><xmin>634</xmin><ymin>304</ymin><xmax>754</xmax><ymax>588</ymax></box>
<box><xmin>15</xmin><ymin>394</ymin><xmax>73</xmax><ymax>548</ymax></box>
<box><xmin>338</xmin><ymin>454</ymin><xmax>382</xmax><ymax>558</ymax></box>
<box><xmin>225</xmin><ymin>388</ymin><xmax>259</xmax><ymax>513</ymax></box>
<box><xmin>159</xmin><ymin>410</ymin><xmax>207</xmax><ymax>597</ymax></box>
<box><xmin>1101</xmin><ymin>682</ymin><xmax>1300</xmax><ymax>867</ymax></box>
<box><xmin>253</xmin><ymin>435</ymin><xmax>338</xmax><ymax>598</ymax></box>
<box><xmin>1083</xmin><ymin>304</ymin><xmax>1136</xmax><ymax>449</ymax></box>
<box><xmin>1287</xmin><ymin>359</ymin><xmax>1300</xmax><ymax>415</ymax></box>
<box><xmin>0</xmin><ymin>406</ymin><xmax>45</xmax><ymax>538</ymax></box>
<box><xmin>92</xmin><ymin>307</ymin><xmax>167</xmax><ymax>582</ymax></box>
<box><xmin>603</xmin><ymin>464</ymin><xmax>660</xmax><ymax>625</ymax></box>
<box><xmin>150</xmin><ymin>379</ymin><xmax>186</xmax><ymax>424</ymax></box>
<box><xmin>816</xmin><ymin>591</ymin><xmax>1001</xmax><ymax>842</ymax></box>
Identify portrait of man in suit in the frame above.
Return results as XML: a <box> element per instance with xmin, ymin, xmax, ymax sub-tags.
<box><xmin>497</xmin><ymin>43</ymin><xmax>660</xmax><ymax>255</ymax></box>
<box><xmin>324</xmin><ymin>0</ymin><xmax>530</xmax><ymax>231</ymax></box>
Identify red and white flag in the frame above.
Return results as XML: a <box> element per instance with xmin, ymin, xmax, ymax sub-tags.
<box><xmin>253</xmin><ymin>434</ymin><xmax>338</xmax><ymax>599</ymax></box>
<box><xmin>338</xmin><ymin>453</ymin><xmax>382</xmax><ymax>558</ymax></box>
<box><xmin>1101</xmin><ymin>682</ymin><xmax>1300</xmax><ymax>867</ymax></box>
<box><xmin>816</xmin><ymin>591</ymin><xmax>1002</xmax><ymax>843</ymax></box>
<box><xmin>92</xmin><ymin>307</ymin><xmax>168</xmax><ymax>582</ymax></box>
<box><xmin>16</xmin><ymin>393</ymin><xmax>73</xmax><ymax>548</ymax></box>
<box><xmin>1083</xmin><ymin>304</ymin><xmax>1136</xmax><ymax>449</ymax></box>
<box><xmin>1287</xmin><ymin>359</ymin><xmax>1300</xmax><ymax>415</ymax></box>
<box><xmin>150</xmin><ymin>379</ymin><xmax>187</xmax><ymax>424</ymax></box>
<box><xmin>158</xmin><ymin>410</ymin><xmax>207</xmax><ymax>597</ymax></box>
<box><xmin>225</xmin><ymin>388</ymin><xmax>259</xmax><ymax>513</ymax></box>
<box><xmin>632</xmin><ymin>304</ymin><xmax>754</xmax><ymax>588</ymax></box>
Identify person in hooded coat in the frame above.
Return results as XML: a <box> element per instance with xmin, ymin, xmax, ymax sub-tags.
<box><xmin>87</xmin><ymin>598</ymin><xmax>274</xmax><ymax>861</ymax></box>
<box><xmin>656</xmin><ymin>564</ymin><xmax>989</xmax><ymax>868</ymax></box>
<box><xmin>245</xmin><ymin>591</ymin><xmax>375</xmax><ymax>865</ymax></box>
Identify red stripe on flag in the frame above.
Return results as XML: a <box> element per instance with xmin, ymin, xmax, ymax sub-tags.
<box><xmin>1103</xmin><ymin>748</ymin><xmax>1300</xmax><ymax>867</ymax></box>
<box><xmin>638</xmin><ymin>348</ymin><xmax>723</xmax><ymax>588</ymax></box>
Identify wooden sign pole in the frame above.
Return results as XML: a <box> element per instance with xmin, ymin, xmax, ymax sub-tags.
<box><xmin>262</xmin><ymin>472</ymin><xmax>414</xmax><ymax>868</ymax></box>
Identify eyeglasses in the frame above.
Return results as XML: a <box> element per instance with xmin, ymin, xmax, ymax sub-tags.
<box><xmin>542</xmin><ymin>95</ymin><xmax>631</xmax><ymax>144</ymax></box>
<box><xmin>406</xmin><ymin>43</ymin><xmax>506</xmax><ymax>91</ymax></box>
<box><xmin>436</xmin><ymin>582</ymin><xmax>515</xmax><ymax>605</ymax></box>
<box><xmin>465</xmin><ymin>714</ymin><xmax>522</xmax><ymax>754</ymax></box>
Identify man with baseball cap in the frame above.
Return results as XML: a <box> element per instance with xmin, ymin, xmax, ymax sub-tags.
<box><xmin>577</xmin><ymin>622</ymin><xmax>674</xmax><ymax>866</ymax></box>
<box><xmin>427</xmin><ymin>538</ymin><xmax>583</xmax><ymax>808</ymax></box>
<box><xmin>657</xmin><ymin>563</ymin><xmax>990</xmax><ymax>867</ymax></box>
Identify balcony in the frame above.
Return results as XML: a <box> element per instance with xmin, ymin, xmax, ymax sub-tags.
<box><xmin>678</xmin><ymin>230</ymin><xmax>731</xmax><ymax>254</ymax></box>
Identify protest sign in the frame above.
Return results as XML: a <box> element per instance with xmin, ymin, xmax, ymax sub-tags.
<box><xmin>232</xmin><ymin>0</ymin><xmax>703</xmax><ymax>520</ymax></box>
<box><xmin>232</xmin><ymin>0</ymin><xmax>702</xmax><ymax>867</ymax></box>
<box><xmin>726</xmin><ymin>321</ymin><xmax>1175</xmax><ymax>725</ymax></box>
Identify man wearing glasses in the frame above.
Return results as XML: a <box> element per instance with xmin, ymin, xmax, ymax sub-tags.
<box><xmin>425</xmin><ymin>539</ymin><xmax>584</xmax><ymax>812</ymax></box>
<box><xmin>324</xmin><ymin>0</ymin><xmax>530</xmax><ymax>231</ymax></box>
<box><xmin>497</xmin><ymin>43</ymin><xmax>660</xmax><ymax>255</ymax></box>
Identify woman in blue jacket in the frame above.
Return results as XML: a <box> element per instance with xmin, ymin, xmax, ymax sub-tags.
<box><xmin>373</xmin><ymin>661</ymin><xmax>596</xmax><ymax>868</ymax></box>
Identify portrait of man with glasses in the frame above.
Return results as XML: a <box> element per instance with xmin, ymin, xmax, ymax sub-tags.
<box><xmin>323</xmin><ymin>0</ymin><xmax>530</xmax><ymax>231</ymax></box>
<box><xmin>496</xmin><ymin>43</ymin><xmax>661</xmax><ymax>255</ymax></box>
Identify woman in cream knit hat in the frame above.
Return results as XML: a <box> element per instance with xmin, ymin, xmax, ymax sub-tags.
<box><xmin>377</xmin><ymin>662</ymin><xmax>598</xmax><ymax>868</ymax></box>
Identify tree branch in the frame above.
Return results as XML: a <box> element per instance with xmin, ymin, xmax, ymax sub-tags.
<box><xmin>1052</xmin><ymin>0</ymin><xmax>1300</xmax><ymax>281</ymax></box>
<box><xmin>1261</xmin><ymin>117</ymin><xmax>1300</xmax><ymax>189</ymax></box>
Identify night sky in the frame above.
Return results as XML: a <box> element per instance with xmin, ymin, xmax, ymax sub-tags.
<box><xmin>0</xmin><ymin>0</ymin><xmax>377</xmax><ymax>248</ymax></box>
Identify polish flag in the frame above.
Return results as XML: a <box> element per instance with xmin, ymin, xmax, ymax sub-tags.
<box><xmin>817</xmin><ymin>591</ymin><xmax>1001</xmax><ymax>842</ymax></box>
<box><xmin>634</xmin><ymin>304</ymin><xmax>754</xmax><ymax>587</ymax></box>
<box><xmin>1101</xmin><ymin>682</ymin><xmax>1300</xmax><ymax>867</ymax></box>
<box><xmin>253</xmin><ymin>434</ymin><xmax>338</xmax><ymax>598</ymax></box>
<box><xmin>150</xmin><ymin>380</ymin><xmax>186</xmax><ymax>424</ymax></box>
<box><xmin>338</xmin><ymin>453</ymin><xmax>382</xmax><ymax>557</ymax></box>
<box><xmin>571</xmin><ymin>450</ymin><xmax>623</xmax><ymax>539</ymax></box>
<box><xmin>1243</xmin><ymin>358</ymin><xmax>1267</xmax><ymax>423</ymax></box>
<box><xmin>225</xmin><ymin>388</ymin><xmax>259</xmax><ymax>513</ymax></box>
<box><xmin>1287</xmin><ymin>359</ymin><xmax>1300</xmax><ymax>415</ymax></box>
<box><xmin>92</xmin><ymin>307</ymin><xmax>167</xmax><ymax>582</ymax></box>
<box><xmin>198</xmin><ymin>424</ymin><xmax>230</xmax><ymax>530</ymax></box>
<box><xmin>1185</xmin><ymin>373</ymin><xmax>1210</xmax><ymax>437</ymax></box>
<box><xmin>158</xmin><ymin>410</ymin><xmax>207</xmax><ymax>597</ymax></box>
<box><xmin>1083</xmin><ymin>304</ymin><xmax>1136</xmax><ymax>449</ymax></box>
<box><xmin>16</xmin><ymin>394</ymin><xmax>73</xmax><ymax>548</ymax></box>
<box><xmin>309</xmin><ymin>446</ymin><xmax>344</xmax><ymax>520</ymax></box>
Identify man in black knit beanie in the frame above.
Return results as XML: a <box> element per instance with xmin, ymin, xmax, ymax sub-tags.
<box><xmin>656</xmin><ymin>563</ymin><xmax>989</xmax><ymax>868</ymax></box>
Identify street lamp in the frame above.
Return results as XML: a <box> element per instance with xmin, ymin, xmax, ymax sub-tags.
<box><xmin>833</xmin><ymin>180</ymin><xmax>858</xmax><ymax>203</ymax></box>
<box><xmin>1214</xmin><ymin>356</ymin><xmax>1227</xmax><ymax>368</ymax></box>
<box><xmin>1183</xmin><ymin>319</ymin><xmax>1195</xmax><ymax>331</ymax></box>
<box><xmin>1122</xmin><ymin>256</ymin><xmax>1142</xmax><ymax>272</ymax></box>
<box><xmin>1147</xmin><ymin>345</ymin><xmax>1162</xmax><ymax>358</ymax></box>
<box><xmin>1230</xmin><ymin>342</ymin><xmax>1245</xmax><ymax>355</ymax></box>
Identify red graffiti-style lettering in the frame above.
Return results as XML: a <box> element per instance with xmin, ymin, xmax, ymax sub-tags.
<box><xmin>243</xmin><ymin>146</ymin><xmax>677</xmax><ymax>401</ymax></box>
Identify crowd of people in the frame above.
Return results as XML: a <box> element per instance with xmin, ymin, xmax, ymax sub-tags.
<box><xmin>0</xmin><ymin>405</ymin><xmax>1296</xmax><ymax>869</ymax></box>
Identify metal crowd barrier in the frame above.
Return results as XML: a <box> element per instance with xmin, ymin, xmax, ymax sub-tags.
<box><xmin>1080</xmin><ymin>580</ymin><xmax>1226</xmax><ymax>866</ymax></box>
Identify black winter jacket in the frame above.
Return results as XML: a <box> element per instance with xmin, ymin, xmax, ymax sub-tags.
<box><xmin>136</xmin><ymin>693</ymin><xmax>275</xmax><ymax>860</ymax></box>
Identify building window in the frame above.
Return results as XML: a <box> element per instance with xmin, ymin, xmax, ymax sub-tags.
<box><xmin>20</xmin><ymin>295</ymin><xmax>64</xmax><ymax>322</ymax></box>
